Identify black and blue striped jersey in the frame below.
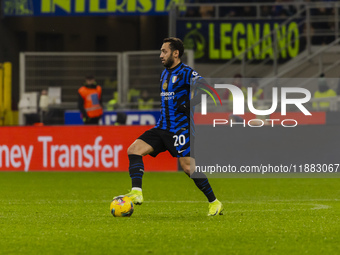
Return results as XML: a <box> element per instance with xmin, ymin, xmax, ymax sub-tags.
<box><xmin>155</xmin><ymin>62</ymin><xmax>199</xmax><ymax>134</ymax></box>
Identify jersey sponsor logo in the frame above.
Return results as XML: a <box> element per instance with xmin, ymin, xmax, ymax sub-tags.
<box><xmin>177</xmin><ymin>149</ymin><xmax>186</xmax><ymax>154</ymax></box>
<box><xmin>161</xmin><ymin>91</ymin><xmax>175</xmax><ymax>100</ymax></box>
<box><xmin>160</xmin><ymin>91</ymin><xmax>175</xmax><ymax>96</ymax></box>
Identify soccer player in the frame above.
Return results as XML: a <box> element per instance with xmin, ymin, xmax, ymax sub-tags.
<box><xmin>118</xmin><ymin>37</ymin><xmax>223</xmax><ymax>216</ymax></box>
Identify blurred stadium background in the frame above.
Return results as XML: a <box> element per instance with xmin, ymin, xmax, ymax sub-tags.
<box><xmin>2</xmin><ymin>2</ymin><xmax>340</xmax><ymax>254</ymax></box>
<box><xmin>0</xmin><ymin>1</ymin><xmax>340</xmax><ymax>170</ymax></box>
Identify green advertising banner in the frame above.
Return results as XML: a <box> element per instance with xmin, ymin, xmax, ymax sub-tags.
<box><xmin>1</xmin><ymin>0</ymin><xmax>183</xmax><ymax>16</ymax></box>
<box><xmin>176</xmin><ymin>19</ymin><xmax>302</xmax><ymax>63</ymax></box>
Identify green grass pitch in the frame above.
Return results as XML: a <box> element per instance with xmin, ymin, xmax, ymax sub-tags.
<box><xmin>1</xmin><ymin>172</ymin><xmax>340</xmax><ymax>254</ymax></box>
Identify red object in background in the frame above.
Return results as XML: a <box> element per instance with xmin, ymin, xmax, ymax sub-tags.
<box><xmin>0</xmin><ymin>126</ymin><xmax>177</xmax><ymax>172</ymax></box>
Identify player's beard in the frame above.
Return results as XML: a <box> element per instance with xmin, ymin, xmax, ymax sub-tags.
<box><xmin>163</xmin><ymin>54</ymin><xmax>174</xmax><ymax>68</ymax></box>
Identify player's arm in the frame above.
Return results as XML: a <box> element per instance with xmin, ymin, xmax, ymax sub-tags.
<box><xmin>177</xmin><ymin>72</ymin><xmax>214</xmax><ymax>115</ymax></box>
<box><xmin>97</xmin><ymin>85</ymin><xmax>103</xmax><ymax>106</ymax></box>
<box><xmin>78</xmin><ymin>93</ymin><xmax>88</xmax><ymax>119</ymax></box>
<box><xmin>190</xmin><ymin>76</ymin><xmax>218</xmax><ymax>106</ymax></box>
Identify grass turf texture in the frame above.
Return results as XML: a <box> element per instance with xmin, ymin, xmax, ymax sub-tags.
<box><xmin>0</xmin><ymin>172</ymin><xmax>340</xmax><ymax>255</ymax></box>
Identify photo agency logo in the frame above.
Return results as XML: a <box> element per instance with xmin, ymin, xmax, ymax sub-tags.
<box><xmin>201</xmin><ymin>84</ymin><xmax>312</xmax><ymax>127</ymax></box>
<box><xmin>199</xmin><ymin>83</ymin><xmax>223</xmax><ymax>111</ymax></box>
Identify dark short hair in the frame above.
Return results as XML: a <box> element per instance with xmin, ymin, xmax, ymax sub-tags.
<box><xmin>163</xmin><ymin>37</ymin><xmax>184</xmax><ymax>58</ymax></box>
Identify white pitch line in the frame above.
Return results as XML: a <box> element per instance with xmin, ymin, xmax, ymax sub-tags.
<box><xmin>2</xmin><ymin>200</ymin><xmax>333</xmax><ymax>211</ymax></box>
<box><xmin>143</xmin><ymin>201</ymin><xmax>332</xmax><ymax>211</ymax></box>
<box><xmin>144</xmin><ymin>199</ymin><xmax>336</xmax><ymax>204</ymax></box>
<box><xmin>226</xmin><ymin>205</ymin><xmax>331</xmax><ymax>213</ymax></box>
<box><xmin>310</xmin><ymin>204</ymin><xmax>331</xmax><ymax>210</ymax></box>
<box><xmin>263</xmin><ymin>198</ymin><xmax>340</xmax><ymax>202</ymax></box>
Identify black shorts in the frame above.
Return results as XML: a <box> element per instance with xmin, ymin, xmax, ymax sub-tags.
<box><xmin>138</xmin><ymin>128</ymin><xmax>193</xmax><ymax>158</ymax></box>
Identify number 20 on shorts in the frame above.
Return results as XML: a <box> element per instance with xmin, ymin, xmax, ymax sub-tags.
<box><xmin>173</xmin><ymin>135</ymin><xmax>186</xmax><ymax>146</ymax></box>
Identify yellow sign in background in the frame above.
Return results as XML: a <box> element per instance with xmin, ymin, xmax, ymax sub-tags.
<box><xmin>0</xmin><ymin>62</ymin><xmax>16</xmax><ymax>126</ymax></box>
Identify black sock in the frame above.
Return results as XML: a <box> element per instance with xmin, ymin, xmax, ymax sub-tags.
<box><xmin>191</xmin><ymin>172</ymin><xmax>216</xmax><ymax>202</ymax></box>
<box><xmin>128</xmin><ymin>154</ymin><xmax>144</xmax><ymax>189</ymax></box>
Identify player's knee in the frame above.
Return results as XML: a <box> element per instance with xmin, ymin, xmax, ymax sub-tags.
<box><xmin>180</xmin><ymin>162</ymin><xmax>191</xmax><ymax>176</ymax></box>
<box><xmin>183</xmin><ymin>167</ymin><xmax>190</xmax><ymax>176</ymax></box>
<box><xmin>127</xmin><ymin>144</ymin><xmax>139</xmax><ymax>156</ymax></box>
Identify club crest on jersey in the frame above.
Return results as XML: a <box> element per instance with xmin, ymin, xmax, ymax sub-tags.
<box><xmin>172</xmin><ymin>76</ymin><xmax>177</xmax><ymax>83</ymax></box>
<box><xmin>163</xmin><ymin>81</ymin><xmax>168</xmax><ymax>90</ymax></box>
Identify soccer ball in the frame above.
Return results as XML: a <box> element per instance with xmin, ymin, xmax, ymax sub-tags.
<box><xmin>110</xmin><ymin>195</ymin><xmax>134</xmax><ymax>217</ymax></box>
